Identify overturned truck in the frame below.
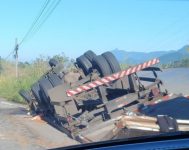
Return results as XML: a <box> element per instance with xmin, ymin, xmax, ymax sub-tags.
<box><xmin>20</xmin><ymin>51</ymin><xmax>189</xmax><ymax>143</ymax></box>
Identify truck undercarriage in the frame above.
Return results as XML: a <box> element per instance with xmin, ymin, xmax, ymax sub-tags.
<box><xmin>19</xmin><ymin>50</ymin><xmax>189</xmax><ymax>143</ymax></box>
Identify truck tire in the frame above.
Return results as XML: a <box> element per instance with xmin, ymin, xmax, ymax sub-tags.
<box><xmin>92</xmin><ymin>55</ymin><xmax>112</xmax><ymax>77</ymax></box>
<box><xmin>102</xmin><ymin>52</ymin><xmax>121</xmax><ymax>73</ymax></box>
<box><xmin>84</xmin><ymin>50</ymin><xmax>96</xmax><ymax>62</ymax></box>
<box><xmin>49</xmin><ymin>58</ymin><xmax>59</xmax><ymax>68</ymax></box>
<box><xmin>19</xmin><ymin>89</ymin><xmax>32</xmax><ymax>104</ymax></box>
<box><xmin>39</xmin><ymin>78</ymin><xmax>53</xmax><ymax>101</ymax></box>
<box><xmin>76</xmin><ymin>55</ymin><xmax>93</xmax><ymax>76</ymax></box>
<box><xmin>39</xmin><ymin>78</ymin><xmax>55</xmax><ymax>113</ymax></box>
<box><xmin>31</xmin><ymin>82</ymin><xmax>42</xmax><ymax>104</ymax></box>
<box><xmin>48</xmin><ymin>73</ymin><xmax>63</xmax><ymax>87</ymax></box>
<box><xmin>102</xmin><ymin>52</ymin><xmax>123</xmax><ymax>88</ymax></box>
<box><xmin>19</xmin><ymin>89</ymin><xmax>37</xmax><ymax>113</ymax></box>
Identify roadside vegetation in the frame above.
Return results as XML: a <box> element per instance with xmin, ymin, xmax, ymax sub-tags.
<box><xmin>160</xmin><ymin>58</ymin><xmax>189</xmax><ymax>69</ymax></box>
<box><xmin>0</xmin><ymin>53</ymin><xmax>72</xmax><ymax>103</ymax></box>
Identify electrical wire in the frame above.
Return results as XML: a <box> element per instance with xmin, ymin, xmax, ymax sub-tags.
<box><xmin>155</xmin><ymin>22</ymin><xmax>189</xmax><ymax>50</ymax></box>
<box><xmin>19</xmin><ymin>0</ymin><xmax>51</xmax><ymax>46</ymax></box>
<box><xmin>5</xmin><ymin>50</ymin><xmax>15</xmax><ymax>60</ymax></box>
<box><xmin>145</xmin><ymin>12</ymin><xmax>189</xmax><ymax>51</ymax></box>
<box><xmin>27</xmin><ymin>0</ymin><xmax>61</xmax><ymax>41</ymax></box>
<box><xmin>5</xmin><ymin>0</ymin><xmax>61</xmax><ymax>60</ymax></box>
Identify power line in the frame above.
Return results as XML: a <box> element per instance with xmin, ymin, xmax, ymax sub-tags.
<box><xmin>19</xmin><ymin>0</ymin><xmax>51</xmax><ymax>46</ymax></box>
<box><xmin>156</xmin><ymin>23</ymin><xmax>189</xmax><ymax>50</ymax></box>
<box><xmin>19</xmin><ymin>0</ymin><xmax>61</xmax><ymax>46</ymax></box>
<box><xmin>5</xmin><ymin>0</ymin><xmax>61</xmax><ymax>60</ymax></box>
<box><xmin>27</xmin><ymin>0</ymin><xmax>61</xmax><ymax>41</ymax></box>
<box><xmin>5</xmin><ymin>50</ymin><xmax>15</xmax><ymax>60</ymax></box>
<box><xmin>5</xmin><ymin>0</ymin><xmax>49</xmax><ymax>60</ymax></box>
<box><xmin>145</xmin><ymin>12</ymin><xmax>189</xmax><ymax>51</ymax></box>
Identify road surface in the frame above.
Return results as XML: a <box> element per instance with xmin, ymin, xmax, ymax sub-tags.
<box><xmin>0</xmin><ymin>98</ymin><xmax>79</xmax><ymax>150</ymax></box>
<box><xmin>139</xmin><ymin>68</ymin><xmax>189</xmax><ymax>95</ymax></box>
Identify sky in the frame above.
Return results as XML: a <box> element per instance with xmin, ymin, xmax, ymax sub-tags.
<box><xmin>0</xmin><ymin>0</ymin><xmax>189</xmax><ymax>61</ymax></box>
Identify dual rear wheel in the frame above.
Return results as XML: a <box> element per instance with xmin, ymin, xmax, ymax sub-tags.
<box><xmin>76</xmin><ymin>50</ymin><xmax>124</xmax><ymax>89</ymax></box>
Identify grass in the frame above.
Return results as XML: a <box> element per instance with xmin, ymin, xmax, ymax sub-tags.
<box><xmin>0</xmin><ymin>54</ymin><xmax>70</xmax><ymax>103</ymax></box>
<box><xmin>0</xmin><ymin>60</ymin><xmax>49</xmax><ymax>103</ymax></box>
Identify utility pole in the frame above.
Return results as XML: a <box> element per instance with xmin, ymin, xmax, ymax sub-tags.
<box><xmin>15</xmin><ymin>38</ymin><xmax>19</xmax><ymax>78</ymax></box>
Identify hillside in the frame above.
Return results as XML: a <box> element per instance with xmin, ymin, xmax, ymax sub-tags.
<box><xmin>111</xmin><ymin>45</ymin><xmax>189</xmax><ymax>64</ymax></box>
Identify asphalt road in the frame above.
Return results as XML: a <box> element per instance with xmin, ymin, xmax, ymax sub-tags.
<box><xmin>0</xmin><ymin>98</ymin><xmax>79</xmax><ymax>150</ymax></box>
<box><xmin>159</xmin><ymin>68</ymin><xmax>189</xmax><ymax>95</ymax></box>
<box><xmin>138</xmin><ymin>68</ymin><xmax>189</xmax><ymax>95</ymax></box>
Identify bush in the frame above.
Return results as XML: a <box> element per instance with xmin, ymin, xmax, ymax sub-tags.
<box><xmin>0</xmin><ymin>63</ymin><xmax>48</xmax><ymax>103</ymax></box>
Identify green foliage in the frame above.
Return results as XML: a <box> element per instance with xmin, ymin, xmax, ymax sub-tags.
<box><xmin>120</xmin><ymin>63</ymin><xmax>129</xmax><ymax>70</ymax></box>
<box><xmin>52</xmin><ymin>53</ymin><xmax>74</xmax><ymax>71</ymax></box>
<box><xmin>18</xmin><ymin>61</ymin><xmax>30</xmax><ymax>68</ymax></box>
<box><xmin>52</xmin><ymin>53</ymin><xmax>69</xmax><ymax>65</ymax></box>
<box><xmin>0</xmin><ymin>53</ymin><xmax>71</xmax><ymax>103</ymax></box>
<box><xmin>0</xmin><ymin>57</ymin><xmax>3</xmax><ymax>74</ymax></box>
<box><xmin>0</xmin><ymin>64</ymin><xmax>3</xmax><ymax>74</ymax></box>
<box><xmin>160</xmin><ymin>58</ymin><xmax>189</xmax><ymax>69</ymax></box>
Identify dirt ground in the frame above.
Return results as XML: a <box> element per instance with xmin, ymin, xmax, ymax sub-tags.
<box><xmin>0</xmin><ymin>98</ymin><xmax>79</xmax><ymax>150</ymax></box>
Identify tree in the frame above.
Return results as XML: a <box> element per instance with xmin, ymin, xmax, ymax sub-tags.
<box><xmin>18</xmin><ymin>61</ymin><xmax>30</xmax><ymax>68</ymax></box>
<box><xmin>52</xmin><ymin>53</ymin><xmax>69</xmax><ymax>65</ymax></box>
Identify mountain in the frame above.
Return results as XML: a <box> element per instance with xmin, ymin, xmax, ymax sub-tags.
<box><xmin>111</xmin><ymin>45</ymin><xmax>189</xmax><ymax>64</ymax></box>
<box><xmin>159</xmin><ymin>45</ymin><xmax>189</xmax><ymax>64</ymax></box>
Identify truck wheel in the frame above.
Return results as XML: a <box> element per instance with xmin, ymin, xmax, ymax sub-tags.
<box><xmin>92</xmin><ymin>55</ymin><xmax>112</xmax><ymax>77</ymax></box>
<box><xmin>49</xmin><ymin>58</ymin><xmax>59</xmax><ymax>68</ymax></box>
<box><xmin>39</xmin><ymin>78</ymin><xmax>53</xmax><ymax>103</ymax></box>
<box><xmin>102</xmin><ymin>52</ymin><xmax>123</xmax><ymax>88</ymax></box>
<box><xmin>76</xmin><ymin>55</ymin><xmax>93</xmax><ymax>76</ymax></box>
<box><xmin>39</xmin><ymin>78</ymin><xmax>55</xmax><ymax>113</ymax></box>
<box><xmin>102</xmin><ymin>52</ymin><xmax>121</xmax><ymax>73</ymax></box>
<box><xmin>84</xmin><ymin>50</ymin><xmax>96</xmax><ymax>62</ymax></box>
<box><xmin>19</xmin><ymin>89</ymin><xmax>37</xmax><ymax>113</ymax></box>
<box><xmin>19</xmin><ymin>89</ymin><xmax>32</xmax><ymax>104</ymax></box>
<box><xmin>31</xmin><ymin>82</ymin><xmax>42</xmax><ymax>104</ymax></box>
<box><xmin>48</xmin><ymin>73</ymin><xmax>63</xmax><ymax>87</ymax></box>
